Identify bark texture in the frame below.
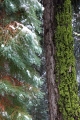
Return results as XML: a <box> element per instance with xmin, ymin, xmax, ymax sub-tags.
<box><xmin>43</xmin><ymin>0</ymin><xmax>61</xmax><ymax>120</ymax></box>
<box><xmin>43</xmin><ymin>0</ymin><xmax>80</xmax><ymax>120</ymax></box>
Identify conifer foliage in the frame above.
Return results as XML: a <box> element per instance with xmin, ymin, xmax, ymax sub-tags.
<box><xmin>0</xmin><ymin>0</ymin><xmax>43</xmax><ymax>119</ymax></box>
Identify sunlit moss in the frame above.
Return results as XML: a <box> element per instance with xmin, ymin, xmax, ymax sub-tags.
<box><xmin>55</xmin><ymin>0</ymin><xmax>80</xmax><ymax>119</ymax></box>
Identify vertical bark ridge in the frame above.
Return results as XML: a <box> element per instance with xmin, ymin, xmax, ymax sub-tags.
<box><xmin>43</xmin><ymin>0</ymin><xmax>61</xmax><ymax>120</ymax></box>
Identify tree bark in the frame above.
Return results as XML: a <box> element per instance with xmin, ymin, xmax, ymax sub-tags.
<box><xmin>43</xmin><ymin>0</ymin><xmax>62</xmax><ymax>120</ymax></box>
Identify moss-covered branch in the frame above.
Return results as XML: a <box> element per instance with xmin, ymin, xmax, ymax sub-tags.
<box><xmin>55</xmin><ymin>0</ymin><xmax>80</xmax><ymax>119</ymax></box>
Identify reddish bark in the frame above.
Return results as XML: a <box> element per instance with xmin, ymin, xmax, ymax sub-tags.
<box><xmin>43</xmin><ymin>0</ymin><xmax>62</xmax><ymax>120</ymax></box>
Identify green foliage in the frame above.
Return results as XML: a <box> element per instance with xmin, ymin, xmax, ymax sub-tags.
<box><xmin>2</xmin><ymin>0</ymin><xmax>42</xmax><ymax>32</ymax></box>
<box><xmin>0</xmin><ymin>26</ymin><xmax>42</xmax><ymax>84</ymax></box>
<box><xmin>0</xmin><ymin>0</ymin><xmax>44</xmax><ymax>119</ymax></box>
<box><xmin>55</xmin><ymin>0</ymin><xmax>80</xmax><ymax>119</ymax></box>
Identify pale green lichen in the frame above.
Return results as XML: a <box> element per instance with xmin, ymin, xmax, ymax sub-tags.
<box><xmin>55</xmin><ymin>0</ymin><xmax>80</xmax><ymax>119</ymax></box>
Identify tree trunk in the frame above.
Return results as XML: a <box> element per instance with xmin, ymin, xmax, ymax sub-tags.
<box><xmin>43</xmin><ymin>0</ymin><xmax>62</xmax><ymax>120</ymax></box>
<box><xmin>43</xmin><ymin>0</ymin><xmax>80</xmax><ymax>120</ymax></box>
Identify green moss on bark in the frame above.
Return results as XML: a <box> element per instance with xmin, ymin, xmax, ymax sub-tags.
<box><xmin>55</xmin><ymin>0</ymin><xmax>80</xmax><ymax>119</ymax></box>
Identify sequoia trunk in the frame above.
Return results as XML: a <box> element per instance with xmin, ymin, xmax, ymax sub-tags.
<box><xmin>43</xmin><ymin>0</ymin><xmax>61</xmax><ymax>120</ymax></box>
<box><xmin>43</xmin><ymin>0</ymin><xmax>80</xmax><ymax>120</ymax></box>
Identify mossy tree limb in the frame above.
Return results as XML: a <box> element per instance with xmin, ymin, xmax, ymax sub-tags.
<box><xmin>55</xmin><ymin>0</ymin><xmax>80</xmax><ymax>120</ymax></box>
